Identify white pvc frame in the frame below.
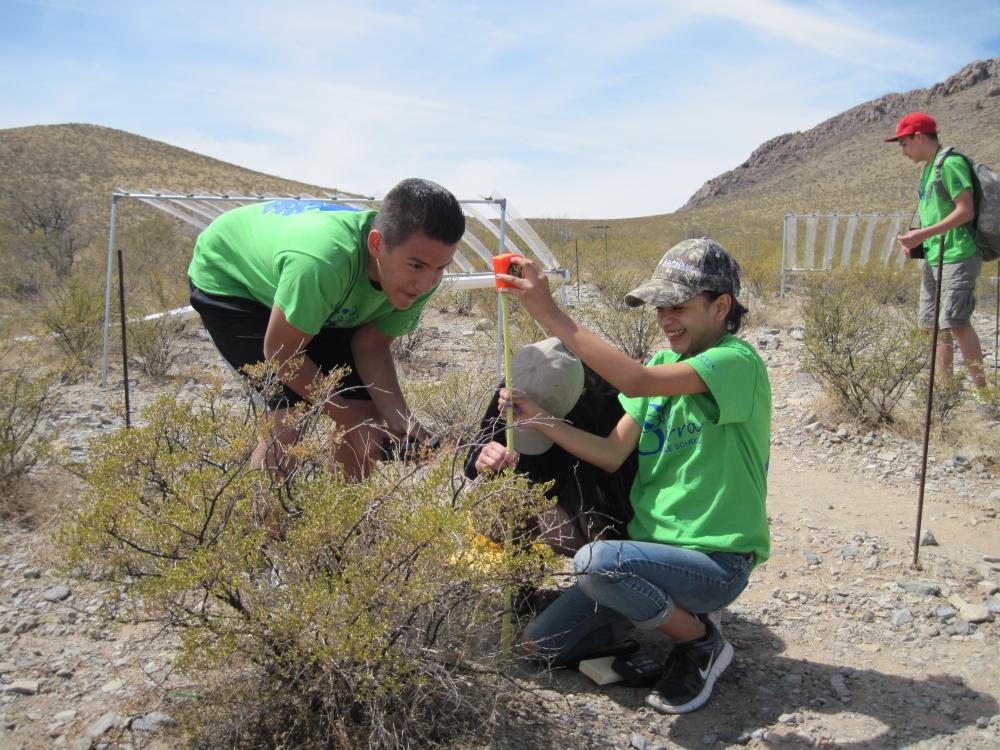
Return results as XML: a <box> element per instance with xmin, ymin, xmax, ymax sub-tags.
<box><xmin>101</xmin><ymin>190</ymin><xmax>568</xmax><ymax>388</ymax></box>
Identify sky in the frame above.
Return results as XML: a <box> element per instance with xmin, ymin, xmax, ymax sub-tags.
<box><xmin>2</xmin><ymin>1</ymin><xmax>999</xmax><ymax>219</ymax></box>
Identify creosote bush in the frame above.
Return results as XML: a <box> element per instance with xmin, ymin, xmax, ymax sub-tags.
<box><xmin>38</xmin><ymin>275</ymin><xmax>106</xmax><ymax>371</ymax></box>
<box><xmin>61</xmin><ymin>376</ymin><xmax>553</xmax><ymax>748</ymax></box>
<box><xmin>127</xmin><ymin>313</ymin><xmax>187</xmax><ymax>377</ymax></box>
<box><xmin>801</xmin><ymin>271</ymin><xmax>926</xmax><ymax>425</ymax></box>
<box><xmin>585</xmin><ymin>269</ymin><xmax>660</xmax><ymax>362</ymax></box>
<box><xmin>404</xmin><ymin>368</ymin><xmax>496</xmax><ymax>445</ymax></box>
<box><xmin>0</xmin><ymin>352</ymin><xmax>57</xmax><ymax>503</ymax></box>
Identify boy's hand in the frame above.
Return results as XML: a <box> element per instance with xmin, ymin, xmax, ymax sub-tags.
<box><xmin>475</xmin><ymin>440</ymin><xmax>518</xmax><ymax>474</ymax></box>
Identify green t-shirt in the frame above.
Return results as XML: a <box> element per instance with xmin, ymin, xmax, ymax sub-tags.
<box><xmin>618</xmin><ymin>334</ymin><xmax>771</xmax><ymax>564</ymax></box>
<box><xmin>918</xmin><ymin>149</ymin><xmax>978</xmax><ymax>265</ymax></box>
<box><xmin>187</xmin><ymin>200</ymin><xmax>435</xmax><ymax>336</ymax></box>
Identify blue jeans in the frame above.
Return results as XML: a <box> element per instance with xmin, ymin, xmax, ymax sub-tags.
<box><xmin>522</xmin><ymin>540</ymin><xmax>754</xmax><ymax>666</ymax></box>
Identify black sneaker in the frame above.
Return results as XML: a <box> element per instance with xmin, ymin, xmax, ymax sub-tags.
<box><xmin>645</xmin><ymin>618</ymin><xmax>733</xmax><ymax>714</ymax></box>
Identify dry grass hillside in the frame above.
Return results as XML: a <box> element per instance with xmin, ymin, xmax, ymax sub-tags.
<box><xmin>0</xmin><ymin>123</ymin><xmax>350</xmax><ymax>204</ymax></box>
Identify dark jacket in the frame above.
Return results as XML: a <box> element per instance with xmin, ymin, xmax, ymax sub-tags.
<box><xmin>464</xmin><ymin>367</ymin><xmax>636</xmax><ymax>540</ymax></box>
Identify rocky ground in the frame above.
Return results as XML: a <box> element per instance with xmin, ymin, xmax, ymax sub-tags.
<box><xmin>1</xmin><ymin>303</ymin><xmax>999</xmax><ymax>749</ymax></box>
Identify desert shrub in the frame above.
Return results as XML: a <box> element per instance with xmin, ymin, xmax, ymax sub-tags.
<box><xmin>61</xmin><ymin>378</ymin><xmax>553</xmax><ymax>748</ymax></box>
<box><xmin>38</xmin><ymin>275</ymin><xmax>106</xmax><ymax>370</ymax></box>
<box><xmin>584</xmin><ymin>269</ymin><xmax>661</xmax><ymax>362</ymax></box>
<box><xmin>127</xmin><ymin>313</ymin><xmax>188</xmax><ymax>377</ymax></box>
<box><xmin>801</xmin><ymin>274</ymin><xmax>926</xmax><ymax>425</ymax></box>
<box><xmin>849</xmin><ymin>264</ymin><xmax>919</xmax><ymax>307</ymax></box>
<box><xmin>914</xmin><ymin>369</ymin><xmax>966</xmax><ymax>430</ymax></box>
<box><xmin>0</xmin><ymin>366</ymin><xmax>57</xmax><ymax>500</ymax></box>
<box><xmin>404</xmin><ymin>368</ymin><xmax>496</xmax><ymax>445</ymax></box>
<box><xmin>390</xmin><ymin>325</ymin><xmax>436</xmax><ymax>363</ymax></box>
<box><xmin>738</xmin><ymin>246</ymin><xmax>782</xmax><ymax>302</ymax></box>
<box><xmin>432</xmin><ymin>288</ymin><xmax>474</xmax><ymax>316</ymax></box>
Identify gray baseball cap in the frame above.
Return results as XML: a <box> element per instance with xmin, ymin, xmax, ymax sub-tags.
<box><xmin>510</xmin><ymin>337</ymin><xmax>584</xmax><ymax>455</ymax></box>
<box><xmin>625</xmin><ymin>238</ymin><xmax>742</xmax><ymax>308</ymax></box>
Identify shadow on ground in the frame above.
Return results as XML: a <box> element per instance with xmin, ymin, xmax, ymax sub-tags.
<box><xmin>498</xmin><ymin>614</ymin><xmax>997</xmax><ymax>749</ymax></box>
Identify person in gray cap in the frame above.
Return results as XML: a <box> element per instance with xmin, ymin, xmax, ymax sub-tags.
<box><xmin>464</xmin><ymin>338</ymin><xmax>636</xmax><ymax>556</ymax></box>
<box><xmin>495</xmin><ymin>238</ymin><xmax>771</xmax><ymax>715</ymax></box>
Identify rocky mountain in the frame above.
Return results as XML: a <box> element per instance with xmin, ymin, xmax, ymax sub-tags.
<box><xmin>682</xmin><ymin>58</ymin><xmax>1000</xmax><ymax>215</ymax></box>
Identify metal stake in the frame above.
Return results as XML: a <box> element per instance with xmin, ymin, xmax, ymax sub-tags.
<box><xmin>117</xmin><ymin>248</ymin><xmax>132</xmax><ymax>428</ymax></box>
<box><xmin>913</xmin><ymin>236</ymin><xmax>945</xmax><ymax>568</ymax></box>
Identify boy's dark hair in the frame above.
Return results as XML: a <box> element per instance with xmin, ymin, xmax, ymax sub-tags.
<box><xmin>374</xmin><ymin>178</ymin><xmax>465</xmax><ymax>249</ymax></box>
<box><xmin>703</xmin><ymin>290</ymin><xmax>748</xmax><ymax>334</ymax></box>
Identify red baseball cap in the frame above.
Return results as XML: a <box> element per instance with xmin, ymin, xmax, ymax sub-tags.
<box><xmin>885</xmin><ymin>112</ymin><xmax>937</xmax><ymax>142</ymax></box>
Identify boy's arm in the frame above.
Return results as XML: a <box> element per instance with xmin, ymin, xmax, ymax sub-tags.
<box><xmin>897</xmin><ymin>188</ymin><xmax>974</xmax><ymax>251</ymax></box>
<box><xmin>263</xmin><ymin>304</ymin><xmax>321</xmax><ymax>397</ymax></box>
<box><xmin>351</xmin><ymin>322</ymin><xmax>428</xmax><ymax>440</ymax></box>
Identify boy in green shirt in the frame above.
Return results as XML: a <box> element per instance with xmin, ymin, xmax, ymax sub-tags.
<box><xmin>188</xmin><ymin>178</ymin><xmax>465</xmax><ymax>480</ymax></box>
<box><xmin>889</xmin><ymin>111</ymin><xmax>988</xmax><ymax>406</ymax></box>
<box><xmin>496</xmin><ymin>238</ymin><xmax>771</xmax><ymax>715</ymax></box>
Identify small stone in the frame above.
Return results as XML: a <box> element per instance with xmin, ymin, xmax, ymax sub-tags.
<box><xmin>920</xmin><ymin>530</ymin><xmax>938</xmax><ymax>546</ymax></box>
<box><xmin>935</xmin><ymin>606</ymin><xmax>957</xmax><ymax>621</ymax></box>
<box><xmin>23</xmin><ymin>567</ymin><xmax>41</xmax><ymax>579</ymax></box>
<box><xmin>53</xmin><ymin>709</ymin><xmax>77</xmax><ymax>724</ymax></box>
<box><xmin>899</xmin><ymin>580</ymin><xmax>941</xmax><ymax>597</ymax></box>
<box><xmin>778</xmin><ymin>713</ymin><xmax>798</xmax><ymax>724</ymax></box>
<box><xmin>863</xmin><ymin>556</ymin><xmax>879</xmax><ymax>571</ymax></box>
<box><xmin>0</xmin><ymin>661</ymin><xmax>15</xmax><ymax>674</ymax></box>
<box><xmin>100</xmin><ymin>678</ymin><xmax>125</xmax><ymax>693</ymax></box>
<box><xmin>977</xmin><ymin>581</ymin><xmax>999</xmax><ymax>596</ymax></box>
<box><xmin>802</xmin><ymin>551</ymin><xmax>822</xmax><ymax>566</ymax></box>
<box><xmin>13</xmin><ymin>618</ymin><xmax>39</xmax><ymax>635</ymax></box>
<box><xmin>131</xmin><ymin>711</ymin><xmax>176</xmax><ymax>732</ymax></box>
<box><xmin>891</xmin><ymin>609</ymin><xmax>913</xmax><ymax>626</ymax></box>
<box><xmin>840</xmin><ymin>545</ymin><xmax>859</xmax><ymax>559</ymax></box>
<box><xmin>630</xmin><ymin>733</ymin><xmax>649</xmax><ymax>750</ymax></box>
<box><xmin>4</xmin><ymin>679</ymin><xmax>40</xmax><ymax>695</ymax></box>
<box><xmin>42</xmin><ymin>585</ymin><xmax>72</xmax><ymax>603</ymax></box>
<box><xmin>947</xmin><ymin>594</ymin><xmax>994</xmax><ymax>623</ymax></box>
<box><xmin>85</xmin><ymin>712</ymin><xmax>122</xmax><ymax>738</ymax></box>
<box><xmin>830</xmin><ymin>673</ymin><xmax>851</xmax><ymax>700</ymax></box>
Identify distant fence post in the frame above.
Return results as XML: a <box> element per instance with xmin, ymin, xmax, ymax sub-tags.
<box><xmin>780</xmin><ymin>211</ymin><xmax>911</xmax><ymax>297</ymax></box>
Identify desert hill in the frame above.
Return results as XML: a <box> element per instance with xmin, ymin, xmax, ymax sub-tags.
<box><xmin>682</xmin><ymin>57</ymin><xmax>1000</xmax><ymax>215</ymax></box>
<box><xmin>0</xmin><ymin>123</ymin><xmax>347</xmax><ymax>202</ymax></box>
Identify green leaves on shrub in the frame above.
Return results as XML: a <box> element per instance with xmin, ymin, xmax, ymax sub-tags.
<box><xmin>0</xmin><ymin>367</ymin><xmax>57</xmax><ymax>497</ymax></box>
<box><xmin>39</xmin><ymin>275</ymin><xmax>105</xmax><ymax>370</ymax></box>
<box><xmin>127</xmin><ymin>313</ymin><xmax>187</xmax><ymax>377</ymax></box>
<box><xmin>801</xmin><ymin>272</ymin><xmax>926</xmax><ymax>425</ymax></box>
<box><xmin>61</xmin><ymin>381</ymin><xmax>553</xmax><ymax>748</ymax></box>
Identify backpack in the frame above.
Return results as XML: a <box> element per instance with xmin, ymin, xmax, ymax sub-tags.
<box><xmin>930</xmin><ymin>146</ymin><xmax>1000</xmax><ymax>262</ymax></box>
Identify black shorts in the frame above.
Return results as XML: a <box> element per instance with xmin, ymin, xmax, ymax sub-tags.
<box><xmin>189</xmin><ymin>281</ymin><xmax>371</xmax><ymax>409</ymax></box>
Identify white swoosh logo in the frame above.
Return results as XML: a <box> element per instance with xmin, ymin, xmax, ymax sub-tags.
<box><xmin>698</xmin><ymin>652</ymin><xmax>716</xmax><ymax>681</ymax></box>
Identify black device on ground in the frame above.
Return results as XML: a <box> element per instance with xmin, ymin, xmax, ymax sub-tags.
<box><xmin>612</xmin><ymin>652</ymin><xmax>668</xmax><ymax>687</ymax></box>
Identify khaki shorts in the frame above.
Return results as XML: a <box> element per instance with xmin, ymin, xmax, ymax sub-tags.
<box><xmin>917</xmin><ymin>254</ymin><xmax>982</xmax><ymax>329</ymax></box>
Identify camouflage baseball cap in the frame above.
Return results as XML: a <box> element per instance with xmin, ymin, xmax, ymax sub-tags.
<box><xmin>625</xmin><ymin>238</ymin><xmax>742</xmax><ymax>308</ymax></box>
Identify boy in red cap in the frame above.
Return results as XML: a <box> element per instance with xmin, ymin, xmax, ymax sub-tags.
<box><xmin>888</xmin><ymin>112</ymin><xmax>988</xmax><ymax>407</ymax></box>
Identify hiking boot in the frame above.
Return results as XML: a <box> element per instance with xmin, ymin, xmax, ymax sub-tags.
<box><xmin>645</xmin><ymin>617</ymin><xmax>733</xmax><ymax>714</ymax></box>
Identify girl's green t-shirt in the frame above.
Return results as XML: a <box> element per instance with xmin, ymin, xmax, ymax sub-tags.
<box><xmin>187</xmin><ymin>201</ymin><xmax>434</xmax><ymax>336</ymax></box>
<box><xmin>618</xmin><ymin>334</ymin><xmax>771</xmax><ymax>563</ymax></box>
